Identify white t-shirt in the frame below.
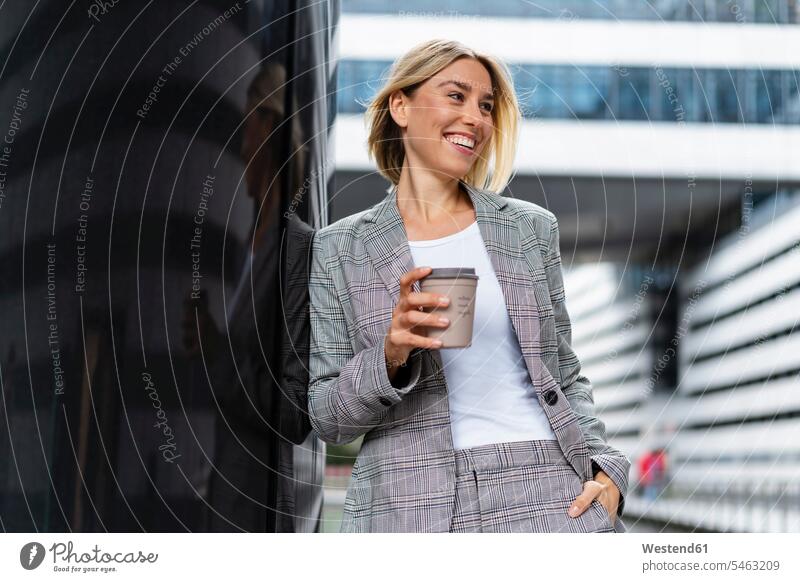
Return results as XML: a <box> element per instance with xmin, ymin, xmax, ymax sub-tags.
<box><xmin>407</xmin><ymin>221</ymin><xmax>558</xmax><ymax>450</ymax></box>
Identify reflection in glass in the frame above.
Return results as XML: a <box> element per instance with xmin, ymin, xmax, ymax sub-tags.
<box><xmin>0</xmin><ymin>0</ymin><xmax>332</xmax><ymax>533</ymax></box>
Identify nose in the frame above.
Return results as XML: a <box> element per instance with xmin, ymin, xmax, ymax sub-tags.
<box><xmin>462</xmin><ymin>99</ymin><xmax>482</xmax><ymax>126</ymax></box>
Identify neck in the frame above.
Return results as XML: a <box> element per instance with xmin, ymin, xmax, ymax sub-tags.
<box><xmin>394</xmin><ymin>172</ymin><xmax>471</xmax><ymax>223</ymax></box>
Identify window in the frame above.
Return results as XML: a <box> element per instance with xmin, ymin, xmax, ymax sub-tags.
<box><xmin>338</xmin><ymin>60</ymin><xmax>799</xmax><ymax>124</ymax></box>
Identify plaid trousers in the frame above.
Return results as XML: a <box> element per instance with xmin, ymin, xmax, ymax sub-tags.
<box><xmin>449</xmin><ymin>439</ymin><xmax>620</xmax><ymax>533</ymax></box>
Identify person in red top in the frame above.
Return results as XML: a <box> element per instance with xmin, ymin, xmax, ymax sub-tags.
<box><xmin>638</xmin><ymin>448</ymin><xmax>667</xmax><ymax>501</ymax></box>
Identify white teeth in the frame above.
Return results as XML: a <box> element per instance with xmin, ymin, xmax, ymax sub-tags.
<box><xmin>445</xmin><ymin>134</ymin><xmax>475</xmax><ymax>149</ymax></box>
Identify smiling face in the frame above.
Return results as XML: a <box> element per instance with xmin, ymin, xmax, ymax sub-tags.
<box><xmin>390</xmin><ymin>57</ymin><xmax>495</xmax><ymax>180</ymax></box>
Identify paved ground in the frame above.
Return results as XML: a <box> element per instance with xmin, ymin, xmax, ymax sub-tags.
<box><xmin>321</xmin><ymin>467</ymin><xmax>350</xmax><ymax>533</ymax></box>
<box><xmin>321</xmin><ymin>501</ymin><xmax>346</xmax><ymax>533</ymax></box>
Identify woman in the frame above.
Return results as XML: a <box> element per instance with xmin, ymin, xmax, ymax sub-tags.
<box><xmin>308</xmin><ymin>39</ymin><xmax>630</xmax><ymax>533</ymax></box>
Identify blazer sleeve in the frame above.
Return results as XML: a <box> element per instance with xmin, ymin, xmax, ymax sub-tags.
<box><xmin>544</xmin><ymin>215</ymin><xmax>632</xmax><ymax>518</ymax></box>
<box><xmin>307</xmin><ymin>230</ymin><xmax>425</xmax><ymax>445</ymax></box>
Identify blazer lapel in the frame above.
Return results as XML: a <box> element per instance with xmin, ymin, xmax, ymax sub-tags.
<box><xmin>362</xmin><ymin>180</ymin><xmax>558</xmax><ymax>396</ymax></box>
<box><xmin>468</xmin><ymin>182</ymin><xmax>560</xmax><ymax>396</ymax></box>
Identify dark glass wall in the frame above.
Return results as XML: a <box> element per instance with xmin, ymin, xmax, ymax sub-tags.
<box><xmin>0</xmin><ymin>0</ymin><xmax>337</xmax><ymax>532</ymax></box>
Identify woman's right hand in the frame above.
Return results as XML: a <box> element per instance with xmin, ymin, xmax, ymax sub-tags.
<box><xmin>383</xmin><ymin>266</ymin><xmax>451</xmax><ymax>369</ymax></box>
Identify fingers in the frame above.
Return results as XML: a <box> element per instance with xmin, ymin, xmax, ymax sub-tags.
<box><xmin>568</xmin><ymin>481</ymin><xmax>605</xmax><ymax>518</ymax></box>
<box><xmin>398</xmin><ymin>266</ymin><xmax>432</xmax><ymax>300</ymax></box>
<box><xmin>405</xmin><ymin>291</ymin><xmax>450</xmax><ymax>310</ymax></box>
<box><xmin>387</xmin><ymin>328</ymin><xmax>443</xmax><ymax>350</ymax></box>
<box><xmin>398</xmin><ymin>267</ymin><xmax>450</xmax><ymax>313</ymax></box>
<box><xmin>389</xmin><ymin>267</ymin><xmax>450</xmax><ymax>355</ymax></box>
<box><xmin>399</xmin><ymin>308</ymin><xmax>450</xmax><ymax>329</ymax></box>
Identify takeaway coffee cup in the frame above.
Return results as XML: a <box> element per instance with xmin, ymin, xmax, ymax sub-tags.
<box><xmin>419</xmin><ymin>267</ymin><xmax>479</xmax><ymax>348</ymax></box>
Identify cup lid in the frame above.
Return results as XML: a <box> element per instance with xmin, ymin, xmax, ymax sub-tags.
<box><xmin>423</xmin><ymin>267</ymin><xmax>479</xmax><ymax>280</ymax></box>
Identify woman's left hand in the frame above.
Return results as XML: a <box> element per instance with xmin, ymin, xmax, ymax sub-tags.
<box><xmin>568</xmin><ymin>470</ymin><xmax>619</xmax><ymax>524</ymax></box>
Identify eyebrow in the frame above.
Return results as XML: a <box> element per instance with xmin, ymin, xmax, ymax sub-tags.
<box><xmin>436</xmin><ymin>79</ymin><xmax>495</xmax><ymax>101</ymax></box>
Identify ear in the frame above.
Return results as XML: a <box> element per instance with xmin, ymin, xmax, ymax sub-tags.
<box><xmin>388</xmin><ymin>89</ymin><xmax>409</xmax><ymax>129</ymax></box>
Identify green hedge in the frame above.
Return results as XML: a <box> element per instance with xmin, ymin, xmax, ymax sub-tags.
<box><xmin>325</xmin><ymin>435</ymin><xmax>363</xmax><ymax>465</ymax></box>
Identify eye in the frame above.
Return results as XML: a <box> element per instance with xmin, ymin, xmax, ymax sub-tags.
<box><xmin>449</xmin><ymin>92</ymin><xmax>493</xmax><ymax>114</ymax></box>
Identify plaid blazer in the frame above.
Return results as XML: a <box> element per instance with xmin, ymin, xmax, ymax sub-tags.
<box><xmin>308</xmin><ymin>180</ymin><xmax>630</xmax><ymax>533</ymax></box>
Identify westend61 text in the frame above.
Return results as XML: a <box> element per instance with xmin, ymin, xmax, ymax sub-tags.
<box><xmin>642</xmin><ymin>543</ymin><xmax>708</xmax><ymax>553</ymax></box>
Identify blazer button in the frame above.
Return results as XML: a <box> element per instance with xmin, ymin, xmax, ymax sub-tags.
<box><xmin>378</xmin><ymin>396</ymin><xmax>393</xmax><ymax>407</ymax></box>
<box><xmin>543</xmin><ymin>389</ymin><xmax>558</xmax><ymax>406</ymax></box>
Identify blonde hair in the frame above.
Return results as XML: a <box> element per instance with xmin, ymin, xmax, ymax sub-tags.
<box><xmin>364</xmin><ymin>39</ymin><xmax>520</xmax><ymax>194</ymax></box>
